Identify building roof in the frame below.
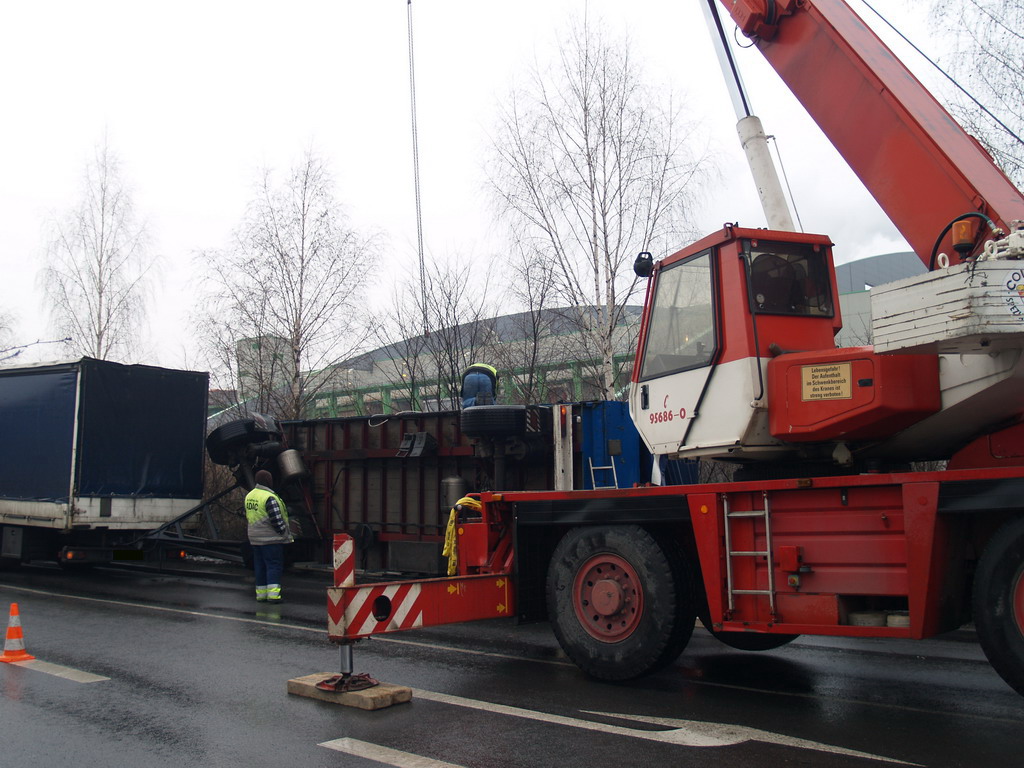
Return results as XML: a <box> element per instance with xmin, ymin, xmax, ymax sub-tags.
<box><xmin>835</xmin><ymin>252</ymin><xmax>925</xmax><ymax>294</ymax></box>
<box><xmin>337</xmin><ymin>305</ymin><xmax>644</xmax><ymax>373</ymax></box>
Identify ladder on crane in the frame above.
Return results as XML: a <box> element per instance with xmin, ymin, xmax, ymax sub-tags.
<box><xmin>588</xmin><ymin>457</ymin><xmax>619</xmax><ymax>490</ymax></box>
<box><xmin>722</xmin><ymin>491</ymin><xmax>777</xmax><ymax>618</ymax></box>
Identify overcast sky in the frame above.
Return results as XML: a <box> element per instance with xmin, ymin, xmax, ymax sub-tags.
<box><xmin>1</xmin><ymin>0</ymin><xmax>933</xmax><ymax>369</ymax></box>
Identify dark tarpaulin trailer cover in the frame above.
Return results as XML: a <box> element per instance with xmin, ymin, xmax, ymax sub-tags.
<box><xmin>0</xmin><ymin>358</ymin><xmax>208</xmax><ymax>503</ymax></box>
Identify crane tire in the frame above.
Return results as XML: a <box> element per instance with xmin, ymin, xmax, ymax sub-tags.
<box><xmin>546</xmin><ymin>525</ymin><xmax>695</xmax><ymax>680</ymax></box>
<box><xmin>973</xmin><ymin>515</ymin><xmax>1024</xmax><ymax>697</ymax></box>
<box><xmin>709</xmin><ymin>630</ymin><xmax>799</xmax><ymax>651</ymax></box>
<box><xmin>461</xmin><ymin>405</ymin><xmax>527</xmax><ymax>439</ymax></box>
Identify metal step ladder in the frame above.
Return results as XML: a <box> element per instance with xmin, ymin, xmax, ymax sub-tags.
<box><xmin>722</xmin><ymin>491</ymin><xmax>777</xmax><ymax>617</ymax></box>
<box><xmin>588</xmin><ymin>457</ymin><xmax>619</xmax><ymax>490</ymax></box>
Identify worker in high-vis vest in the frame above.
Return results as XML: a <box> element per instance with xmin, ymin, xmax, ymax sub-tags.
<box><xmin>245</xmin><ymin>469</ymin><xmax>292</xmax><ymax>602</ymax></box>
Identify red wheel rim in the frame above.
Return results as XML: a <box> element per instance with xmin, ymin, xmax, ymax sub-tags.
<box><xmin>1013</xmin><ymin>566</ymin><xmax>1024</xmax><ymax>638</ymax></box>
<box><xmin>572</xmin><ymin>553</ymin><xmax>644</xmax><ymax>642</ymax></box>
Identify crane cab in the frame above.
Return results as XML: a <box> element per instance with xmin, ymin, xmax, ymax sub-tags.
<box><xmin>630</xmin><ymin>225</ymin><xmax>943</xmax><ymax>466</ymax></box>
<box><xmin>630</xmin><ymin>225</ymin><xmax>840</xmax><ymax>462</ymax></box>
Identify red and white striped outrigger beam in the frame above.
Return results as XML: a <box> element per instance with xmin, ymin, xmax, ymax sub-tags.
<box><xmin>327</xmin><ymin>534</ymin><xmax>515</xmax><ymax>642</ymax></box>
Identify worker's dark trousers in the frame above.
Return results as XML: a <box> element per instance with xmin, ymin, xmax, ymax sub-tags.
<box><xmin>253</xmin><ymin>543</ymin><xmax>285</xmax><ymax>597</ymax></box>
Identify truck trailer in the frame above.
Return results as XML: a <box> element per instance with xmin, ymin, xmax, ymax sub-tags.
<box><xmin>0</xmin><ymin>358</ymin><xmax>208</xmax><ymax>565</ymax></box>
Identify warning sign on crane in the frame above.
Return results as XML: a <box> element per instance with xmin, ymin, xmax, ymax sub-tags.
<box><xmin>800</xmin><ymin>363</ymin><xmax>852</xmax><ymax>401</ymax></box>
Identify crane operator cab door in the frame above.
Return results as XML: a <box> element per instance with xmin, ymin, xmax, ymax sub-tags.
<box><xmin>629</xmin><ymin>228</ymin><xmax>840</xmax><ymax>463</ymax></box>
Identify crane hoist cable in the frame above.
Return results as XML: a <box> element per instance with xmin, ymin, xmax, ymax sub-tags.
<box><xmin>703</xmin><ymin>0</ymin><xmax>800</xmax><ymax>230</ymax></box>
<box><xmin>407</xmin><ymin>0</ymin><xmax>429</xmax><ymax>334</ymax></box>
<box><xmin>768</xmin><ymin>134</ymin><xmax>804</xmax><ymax>232</ymax></box>
<box><xmin>856</xmin><ymin>0</ymin><xmax>1023</xmax><ymax>150</ymax></box>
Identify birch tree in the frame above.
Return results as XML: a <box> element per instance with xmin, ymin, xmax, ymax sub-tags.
<box><xmin>930</xmin><ymin>0</ymin><xmax>1024</xmax><ymax>186</ymax></box>
<box><xmin>0</xmin><ymin>311</ymin><xmax>15</xmax><ymax>360</ymax></box>
<box><xmin>419</xmin><ymin>261</ymin><xmax>495</xmax><ymax>407</ymax></box>
<box><xmin>196</xmin><ymin>150</ymin><xmax>376</xmax><ymax>420</ymax></box>
<box><xmin>0</xmin><ymin>311</ymin><xmax>12</xmax><ymax>341</ymax></box>
<box><xmin>42</xmin><ymin>140</ymin><xmax>151</xmax><ymax>361</ymax></box>
<box><xmin>488</xmin><ymin>16</ymin><xmax>711</xmax><ymax>399</ymax></box>
<box><xmin>375</xmin><ymin>256</ymin><xmax>494</xmax><ymax>411</ymax></box>
<box><xmin>371</xmin><ymin>283</ymin><xmax>434</xmax><ymax>412</ymax></box>
<box><xmin>489</xmin><ymin>242</ymin><xmax>560</xmax><ymax>405</ymax></box>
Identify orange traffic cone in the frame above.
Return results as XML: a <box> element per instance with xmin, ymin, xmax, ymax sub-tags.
<box><xmin>0</xmin><ymin>603</ymin><xmax>35</xmax><ymax>663</ymax></box>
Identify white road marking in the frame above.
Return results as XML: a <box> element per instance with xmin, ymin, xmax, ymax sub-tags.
<box><xmin>1</xmin><ymin>582</ymin><xmax>1016</xmax><ymax>726</ymax></box>
<box><xmin>412</xmin><ymin>688</ymin><xmax>918</xmax><ymax>766</ymax></box>
<box><xmin>11</xmin><ymin>659</ymin><xmax>109</xmax><ymax>683</ymax></box>
<box><xmin>0</xmin><ymin>582</ymin><xmax>564</xmax><ymax>661</ymax></box>
<box><xmin>0</xmin><ymin>583</ymin><xmax>327</xmax><ymax>632</ymax></box>
<box><xmin>582</xmin><ymin>709</ymin><xmax>920</xmax><ymax>764</ymax></box>
<box><xmin>320</xmin><ymin>738</ymin><xmax>465</xmax><ymax>768</ymax></box>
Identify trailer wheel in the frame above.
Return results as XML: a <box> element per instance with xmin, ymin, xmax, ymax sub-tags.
<box><xmin>973</xmin><ymin>516</ymin><xmax>1024</xmax><ymax>696</ymax></box>
<box><xmin>547</xmin><ymin>525</ymin><xmax>695</xmax><ymax>680</ymax></box>
<box><xmin>206</xmin><ymin>420</ymin><xmax>255</xmax><ymax>465</ymax></box>
<box><xmin>206</xmin><ymin>417</ymin><xmax>282</xmax><ymax>466</ymax></box>
<box><xmin>461</xmin><ymin>406</ymin><xmax>527</xmax><ymax>439</ymax></box>
<box><xmin>709</xmin><ymin>630</ymin><xmax>799</xmax><ymax>651</ymax></box>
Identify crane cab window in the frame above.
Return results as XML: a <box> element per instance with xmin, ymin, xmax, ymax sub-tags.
<box><xmin>748</xmin><ymin>244</ymin><xmax>833</xmax><ymax>316</ymax></box>
<box><xmin>639</xmin><ymin>251</ymin><xmax>716</xmax><ymax>380</ymax></box>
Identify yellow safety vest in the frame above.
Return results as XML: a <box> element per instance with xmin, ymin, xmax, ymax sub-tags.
<box><xmin>245</xmin><ymin>486</ymin><xmax>290</xmax><ymax>545</ymax></box>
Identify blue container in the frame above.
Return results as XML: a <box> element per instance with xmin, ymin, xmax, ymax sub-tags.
<box><xmin>579</xmin><ymin>401</ymin><xmax>644</xmax><ymax>490</ymax></box>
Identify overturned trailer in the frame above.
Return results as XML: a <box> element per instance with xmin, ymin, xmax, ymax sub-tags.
<box><xmin>279</xmin><ymin>402</ymin><xmax>664</xmax><ymax>573</ymax></box>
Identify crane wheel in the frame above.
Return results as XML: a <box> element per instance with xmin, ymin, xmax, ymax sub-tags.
<box><xmin>546</xmin><ymin>525</ymin><xmax>695</xmax><ymax>680</ymax></box>
<box><xmin>974</xmin><ymin>515</ymin><xmax>1024</xmax><ymax>697</ymax></box>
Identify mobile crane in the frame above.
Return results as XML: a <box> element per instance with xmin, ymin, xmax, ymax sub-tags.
<box><xmin>323</xmin><ymin>0</ymin><xmax>1024</xmax><ymax>697</ymax></box>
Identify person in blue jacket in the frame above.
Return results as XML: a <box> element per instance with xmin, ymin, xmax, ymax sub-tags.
<box><xmin>460</xmin><ymin>363</ymin><xmax>498</xmax><ymax>408</ymax></box>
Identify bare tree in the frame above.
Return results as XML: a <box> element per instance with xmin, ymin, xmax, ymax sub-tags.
<box><xmin>489</xmin><ymin>242</ymin><xmax>560</xmax><ymax>404</ymax></box>
<box><xmin>929</xmin><ymin>0</ymin><xmax>1024</xmax><ymax>186</ymax></box>
<box><xmin>488</xmin><ymin>15</ymin><xmax>711</xmax><ymax>400</ymax></box>
<box><xmin>375</xmin><ymin>256</ymin><xmax>495</xmax><ymax>411</ymax></box>
<box><xmin>423</xmin><ymin>262</ymin><xmax>495</xmax><ymax>408</ymax></box>
<box><xmin>372</xmin><ymin>276</ymin><xmax>436</xmax><ymax>412</ymax></box>
<box><xmin>0</xmin><ymin>310</ymin><xmax>15</xmax><ymax>361</ymax></box>
<box><xmin>196</xmin><ymin>150</ymin><xmax>377</xmax><ymax>420</ymax></box>
<box><xmin>42</xmin><ymin>139</ymin><xmax>151</xmax><ymax>361</ymax></box>
<box><xmin>0</xmin><ymin>310</ymin><xmax>12</xmax><ymax>344</ymax></box>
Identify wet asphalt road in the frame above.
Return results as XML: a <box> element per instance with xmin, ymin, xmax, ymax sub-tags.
<box><xmin>0</xmin><ymin>560</ymin><xmax>1021</xmax><ymax>768</ymax></box>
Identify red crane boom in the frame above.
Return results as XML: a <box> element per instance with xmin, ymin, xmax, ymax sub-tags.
<box><xmin>721</xmin><ymin>0</ymin><xmax>1024</xmax><ymax>266</ymax></box>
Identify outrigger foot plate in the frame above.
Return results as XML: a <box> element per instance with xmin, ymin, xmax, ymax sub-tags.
<box><xmin>315</xmin><ymin>672</ymin><xmax>379</xmax><ymax>692</ymax></box>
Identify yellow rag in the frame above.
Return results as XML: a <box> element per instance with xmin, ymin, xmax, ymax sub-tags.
<box><xmin>441</xmin><ymin>508</ymin><xmax>458</xmax><ymax>576</ymax></box>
